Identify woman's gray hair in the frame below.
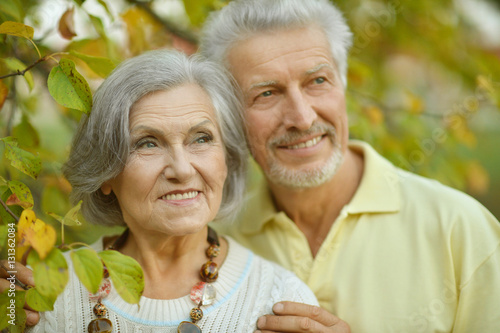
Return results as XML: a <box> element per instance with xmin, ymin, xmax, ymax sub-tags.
<box><xmin>200</xmin><ymin>0</ymin><xmax>353</xmax><ymax>86</ymax></box>
<box><xmin>63</xmin><ymin>50</ymin><xmax>247</xmax><ymax>226</ymax></box>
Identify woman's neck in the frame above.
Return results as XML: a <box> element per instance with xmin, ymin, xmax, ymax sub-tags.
<box><xmin>110</xmin><ymin>226</ymin><xmax>228</xmax><ymax>299</ymax></box>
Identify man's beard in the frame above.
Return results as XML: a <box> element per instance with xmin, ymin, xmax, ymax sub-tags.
<box><xmin>264</xmin><ymin>123</ymin><xmax>344</xmax><ymax>189</ymax></box>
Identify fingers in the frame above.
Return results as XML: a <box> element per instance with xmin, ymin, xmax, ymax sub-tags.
<box><xmin>0</xmin><ymin>260</ymin><xmax>35</xmax><ymax>287</ymax></box>
<box><xmin>255</xmin><ymin>302</ymin><xmax>351</xmax><ymax>333</ymax></box>
<box><xmin>256</xmin><ymin>314</ymin><xmax>328</xmax><ymax>332</ymax></box>
<box><xmin>0</xmin><ymin>260</ymin><xmax>40</xmax><ymax>326</ymax></box>
<box><xmin>26</xmin><ymin>309</ymin><xmax>40</xmax><ymax>326</ymax></box>
<box><xmin>273</xmin><ymin>302</ymin><xmax>341</xmax><ymax>327</ymax></box>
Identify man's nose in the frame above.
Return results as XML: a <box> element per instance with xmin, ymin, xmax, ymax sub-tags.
<box><xmin>282</xmin><ymin>88</ymin><xmax>317</xmax><ymax>131</ymax></box>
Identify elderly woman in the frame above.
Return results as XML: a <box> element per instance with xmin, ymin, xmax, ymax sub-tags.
<box><xmin>26</xmin><ymin>50</ymin><xmax>317</xmax><ymax>333</ymax></box>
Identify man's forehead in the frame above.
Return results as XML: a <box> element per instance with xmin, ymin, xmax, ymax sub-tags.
<box><xmin>247</xmin><ymin>63</ymin><xmax>334</xmax><ymax>89</ymax></box>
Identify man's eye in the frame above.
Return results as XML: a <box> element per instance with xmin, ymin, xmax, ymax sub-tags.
<box><xmin>261</xmin><ymin>91</ymin><xmax>272</xmax><ymax>97</ymax></box>
<box><xmin>314</xmin><ymin>77</ymin><xmax>326</xmax><ymax>84</ymax></box>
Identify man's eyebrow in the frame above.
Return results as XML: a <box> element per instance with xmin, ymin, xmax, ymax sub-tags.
<box><xmin>249</xmin><ymin>80</ymin><xmax>278</xmax><ymax>90</ymax></box>
<box><xmin>306</xmin><ymin>63</ymin><xmax>333</xmax><ymax>75</ymax></box>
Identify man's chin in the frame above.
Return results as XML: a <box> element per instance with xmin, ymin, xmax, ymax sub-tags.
<box><xmin>266</xmin><ymin>152</ymin><xmax>344</xmax><ymax>189</ymax></box>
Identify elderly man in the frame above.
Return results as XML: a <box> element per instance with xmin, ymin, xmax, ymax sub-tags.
<box><xmin>3</xmin><ymin>1</ymin><xmax>500</xmax><ymax>332</ymax></box>
<box><xmin>200</xmin><ymin>0</ymin><xmax>500</xmax><ymax>332</ymax></box>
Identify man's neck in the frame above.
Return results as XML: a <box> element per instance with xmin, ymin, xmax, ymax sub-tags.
<box><xmin>268</xmin><ymin>148</ymin><xmax>364</xmax><ymax>257</ymax></box>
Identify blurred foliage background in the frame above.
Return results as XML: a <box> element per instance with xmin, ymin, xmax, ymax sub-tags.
<box><xmin>1</xmin><ymin>0</ymin><xmax>499</xmax><ymax>247</ymax></box>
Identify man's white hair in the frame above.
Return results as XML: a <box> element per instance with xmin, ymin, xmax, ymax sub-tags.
<box><xmin>200</xmin><ymin>0</ymin><xmax>353</xmax><ymax>86</ymax></box>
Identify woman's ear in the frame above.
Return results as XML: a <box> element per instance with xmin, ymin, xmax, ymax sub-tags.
<box><xmin>101</xmin><ymin>182</ymin><xmax>113</xmax><ymax>195</ymax></box>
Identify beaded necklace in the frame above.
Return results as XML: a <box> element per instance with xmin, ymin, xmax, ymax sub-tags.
<box><xmin>87</xmin><ymin>227</ymin><xmax>220</xmax><ymax>333</ymax></box>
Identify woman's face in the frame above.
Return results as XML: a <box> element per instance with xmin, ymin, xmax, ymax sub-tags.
<box><xmin>102</xmin><ymin>84</ymin><xmax>228</xmax><ymax>236</ymax></box>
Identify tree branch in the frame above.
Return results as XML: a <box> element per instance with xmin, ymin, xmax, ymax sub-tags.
<box><xmin>126</xmin><ymin>0</ymin><xmax>199</xmax><ymax>45</ymax></box>
<box><xmin>0</xmin><ymin>196</ymin><xmax>20</xmax><ymax>222</ymax></box>
<box><xmin>0</xmin><ymin>56</ymin><xmax>48</xmax><ymax>80</ymax></box>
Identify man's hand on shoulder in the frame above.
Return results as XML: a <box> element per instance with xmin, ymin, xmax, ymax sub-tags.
<box><xmin>256</xmin><ymin>301</ymin><xmax>350</xmax><ymax>333</ymax></box>
<box><xmin>0</xmin><ymin>260</ymin><xmax>39</xmax><ymax>326</ymax></box>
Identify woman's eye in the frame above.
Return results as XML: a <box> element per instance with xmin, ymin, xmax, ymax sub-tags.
<box><xmin>137</xmin><ymin>140</ymin><xmax>157</xmax><ymax>149</ymax></box>
<box><xmin>195</xmin><ymin>135</ymin><xmax>212</xmax><ymax>144</ymax></box>
<box><xmin>314</xmin><ymin>77</ymin><xmax>326</xmax><ymax>84</ymax></box>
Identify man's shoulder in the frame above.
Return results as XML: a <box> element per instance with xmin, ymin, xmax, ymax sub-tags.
<box><xmin>396</xmin><ymin>167</ymin><xmax>486</xmax><ymax>214</ymax></box>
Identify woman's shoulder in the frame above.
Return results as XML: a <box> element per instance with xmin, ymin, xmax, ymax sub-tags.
<box><xmin>225</xmin><ymin>236</ymin><xmax>319</xmax><ymax>306</ymax></box>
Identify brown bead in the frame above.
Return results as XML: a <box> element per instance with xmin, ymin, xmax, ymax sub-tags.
<box><xmin>189</xmin><ymin>307</ymin><xmax>203</xmax><ymax>322</ymax></box>
<box><xmin>200</xmin><ymin>261</ymin><xmax>218</xmax><ymax>282</ymax></box>
<box><xmin>205</xmin><ymin>244</ymin><xmax>220</xmax><ymax>259</ymax></box>
<box><xmin>88</xmin><ymin>318</ymin><xmax>112</xmax><ymax>333</ymax></box>
<box><xmin>177</xmin><ymin>321</ymin><xmax>202</xmax><ymax>333</ymax></box>
<box><xmin>102</xmin><ymin>267</ymin><xmax>109</xmax><ymax>279</ymax></box>
<box><xmin>93</xmin><ymin>303</ymin><xmax>107</xmax><ymax>317</ymax></box>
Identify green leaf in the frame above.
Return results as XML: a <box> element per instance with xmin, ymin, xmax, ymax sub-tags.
<box><xmin>0</xmin><ymin>290</ymin><xmax>9</xmax><ymax>330</ymax></box>
<box><xmin>25</xmin><ymin>287</ymin><xmax>55</xmax><ymax>312</ymax></box>
<box><xmin>0</xmin><ymin>225</ymin><xmax>8</xmax><ymax>253</ymax></box>
<box><xmin>48</xmin><ymin>200</ymin><xmax>82</xmax><ymax>226</ymax></box>
<box><xmin>3</xmin><ymin>57</ymin><xmax>35</xmax><ymax>91</ymax></box>
<box><xmin>0</xmin><ymin>21</ymin><xmax>33</xmax><ymax>39</ymax></box>
<box><xmin>0</xmin><ymin>137</ymin><xmax>41</xmax><ymax>179</ymax></box>
<box><xmin>47</xmin><ymin>58</ymin><xmax>92</xmax><ymax>114</ymax></box>
<box><xmin>28</xmin><ymin>248</ymin><xmax>69</xmax><ymax>299</ymax></box>
<box><xmin>0</xmin><ymin>1</ymin><xmax>23</xmax><ymax>22</ymax></box>
<box><xmin>0</xmin><ymin>189</ymin><xmax>23</xmax><ymax>225</ymax></box>
<box><xmin>71</xmin><ymin>248</ymin><xmax>103</xmax><ymax>294</ymax></box>
<box><xmin>182</xmin><ymin>0</ymin><xmax>223</xmax><ymax>27</ymax></box>
<box><xmin>69</xmin><ymin>50</ymin><xmax>116</xmax><ymax>78</ymax></box>
<box><xmin>7</xmin><ymin>180</ymin><xmax>33</xmax><ymax>209</ymax></box>
<box><xmin>97</xmin><ymin>0</ymin><xmax>114</xmax><ymax>19</ymax></box>
<box><xmin>99</xmin><ymin>250</ymin><xmax>144</xmax><ymax>304</ymax></box>
<box><xmin>12</xmin><ymin>115</ymin><xmax>40</xmax><ymax>148</ymax></box>
<box><xmin>0</xmin><ymin>289</ymin><xmax>26</xmax><ymax>332</ymax></box>
<box><xmin>88</xmin><ymin>14</ymin><xmax>105</xmax><ymax>37</ymax></box>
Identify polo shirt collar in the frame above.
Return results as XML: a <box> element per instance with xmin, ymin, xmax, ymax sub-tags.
<box><xmin>345</xmin><ymin>140</ymin><xmax>401</xmax><ymax>214</ymax></box>
<box><xmin>239</xmin><ymin>141</ymin><xmax>401</xmax><ymax>234</ymax></box>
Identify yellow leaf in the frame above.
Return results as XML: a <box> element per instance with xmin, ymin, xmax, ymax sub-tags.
<box><xmin>406</xmin><ymin>91</ymin><xmax>424</xmax><ymax>115</ymax></box>
<box><xmin>15</xmin><ymin>244</ymin><xmax>31</xmax><ymax>262</ymax></box>
<box><xmin>0</xmin><ymin>21</ymin><xmax>34</xmax><ymax>40</ymax></box>
<box><xmin>477</xmin><ymin>75</ymin><xmax>494</xmax><ymax>94</ymax></box>
<box><xmin>0</xmin><ymin>80</ymin><xmax>7</xmax><ymax>112</ymax></box>
<box><xmin>363</xmin><ymin>105</ymin><xmax>384</xmax><ymax>125</ymax></box>
<box><xmin>466</xmin><ymin>161</ymin><xmax>490</xmax><ymax>195</ymax></box>
<box><xmin>58</xmin><ymin>8</ymin><xmax>77</xmax><ymax>40</ymax></box>
<box><xmin>17</xmin><ymin>209</ymin><xmax>56</xmax><ymax>259</ymax></box>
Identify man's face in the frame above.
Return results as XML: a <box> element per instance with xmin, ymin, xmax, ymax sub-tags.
<box><xmin>227</xmin><ymin>26</ymin><xmax>349</xmax><ymax>189</ymax></box>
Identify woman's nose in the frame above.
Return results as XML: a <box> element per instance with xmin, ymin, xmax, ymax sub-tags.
<box><xmin>163</xmin><ymin>147</ymin><xmax>196</xmax><ymax>183</ymax></box>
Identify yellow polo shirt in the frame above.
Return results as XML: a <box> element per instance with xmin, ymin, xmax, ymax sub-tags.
<box><xmin>213</xmin><ymin>141</ymin><xmax>500</xmax><ymax>332</ymax></box>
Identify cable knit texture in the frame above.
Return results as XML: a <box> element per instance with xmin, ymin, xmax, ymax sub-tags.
<box><xmin>27</xmin><ymin>237</ymin><xmax>318</xmax><ymax>332</ymax></box>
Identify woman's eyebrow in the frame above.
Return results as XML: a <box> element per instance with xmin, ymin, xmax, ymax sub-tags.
<box><xmin>189</xmin><ymin>119</ymin><xmax>214</xmax><ymax>131</ymax></box>
<box><xmin>130</xmin><ymin>125</ymin><xmax>163</xmax><ymax>137</ymax></box>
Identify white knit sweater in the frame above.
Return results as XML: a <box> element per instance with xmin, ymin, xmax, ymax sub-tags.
<box><xmin>27</xmin><ymin>237</ymin><xmax>318</xmax><ymax>332</ymax></box>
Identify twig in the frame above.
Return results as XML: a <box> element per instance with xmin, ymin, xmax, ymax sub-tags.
<box><xmin>0</xmin><ymin>197</ymin><xmax>20</xmax><ymax>221</ymax></box>
<box><xmin>6</xmin><ymin>76</ymin><xmax>16</xmax><ymax>137</ymax></box>
<box><xmin>0</xmin><ymin>56</ymin><xmax>48</xmax><ymax>80</ymax></box>
<box><xmin>126</xmin><ymin>0</ymin><xmax>199</xmax><ymax>45</ymax></box>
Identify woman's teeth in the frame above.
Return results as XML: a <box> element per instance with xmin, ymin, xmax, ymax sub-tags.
<box><xmin>287</xmin><ymin>136</ymin><xmax>321</xmax><ymax>149</ymax></box>
<box><xmin>162</xmin><ymin>191</ymin><xmax>198</xmax><ymax>200</ymax></box>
